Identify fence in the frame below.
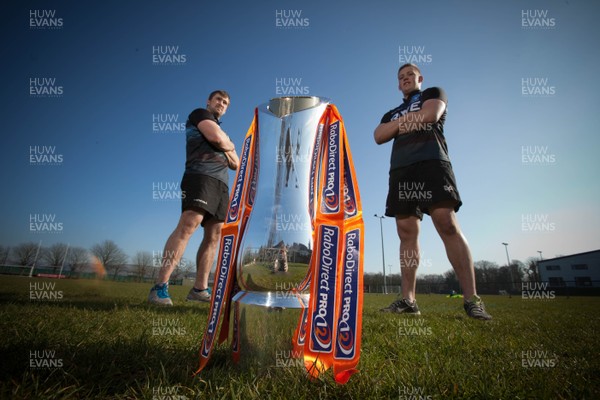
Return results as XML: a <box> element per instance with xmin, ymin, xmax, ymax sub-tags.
<box><xmin>363</xmin><ymin>281</ymin><xmax>600</xmax><ymax>296</ymax></box>
<box><xmin>0</xmin><ymin>265</ymin><xmax>183</xmax><ymax>285</ymax></box>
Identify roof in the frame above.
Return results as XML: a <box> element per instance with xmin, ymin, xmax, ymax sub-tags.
<box><xmin>537</xmin><ymin>249</ymin><xmax>600</xmax><ymax>264</ymax></box>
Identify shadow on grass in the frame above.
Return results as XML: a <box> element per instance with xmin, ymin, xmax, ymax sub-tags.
<box><xmin>0</xmin><ymin>334</ymin><xmax>243</xmax><ymax>398</ymax></box>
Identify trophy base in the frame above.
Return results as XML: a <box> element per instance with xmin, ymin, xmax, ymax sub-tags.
<box><xmin>230</xmin><ymin>291</ymin><xmax>309</xmax><ymax>369</ymax></box>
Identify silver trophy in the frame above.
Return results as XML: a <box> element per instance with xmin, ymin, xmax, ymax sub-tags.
<box><xmin>231</xmin><ymin>96</ymin><xmax>330</xmax><ymax>367</ymax></box>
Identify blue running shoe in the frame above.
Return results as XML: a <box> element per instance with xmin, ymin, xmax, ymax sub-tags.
<box><xmin>148</xmin><ymin>283</ymin><xmax>173</xmax><ymax>306</ymax></box>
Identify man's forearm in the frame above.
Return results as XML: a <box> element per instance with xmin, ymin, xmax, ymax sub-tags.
<box><xmin>224</xmin><ymin>149</ymin><xmax>239</xmax><ymax>170</ymax></box>
<box><xmin>397</xmin><ymin>109</ymin><xmax>438</xmax><ymax>135</ymax></box>
<box><xmin>197</xmin><ymin>120</ymin><xmax>235</xmax><ymax>151</ymax></box>
<box><xmin>374</xmin><ymin>121</ymin><xmax>400</xmax><ymax>144</ymax></box>
<box><xmin>214</xmin><ymin>135</ymin><xmax>235</xmax><ymax>152</ymax></box>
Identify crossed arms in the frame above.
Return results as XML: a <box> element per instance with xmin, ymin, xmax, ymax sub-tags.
<box><xmin>373</xmin><ymin>99</ymin><xmax>446</xmax><ymax>145</ymax></box>
<box><xmin>197</xmin><ymin>119</ymin><xmax>240</xmax><ymax>170</ymax></box>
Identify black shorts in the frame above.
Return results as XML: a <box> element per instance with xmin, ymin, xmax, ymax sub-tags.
<box><xmin>181</xmin><ymin>173</ymin><xmax>229</xmax><ymax>225</ymax></box>
<box><xmin>385</xmin><ymin>160</ymin><xmax>462</xmax><ymax>220</ymax></box>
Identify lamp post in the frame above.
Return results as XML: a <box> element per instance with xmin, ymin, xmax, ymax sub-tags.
<box><xmin>374</xmin><ymin>214</ymin><xmax>387</xmax><ymax>294</ymax></box>
<box><xmin>502</xmin><ymin>242</ymin><xmax>516</xmax><ymax>291</ymax></box>
<box><xmin>537</xmin><ymin>250</ymin><xmax>543</xmax><ymax>260</ymax></box>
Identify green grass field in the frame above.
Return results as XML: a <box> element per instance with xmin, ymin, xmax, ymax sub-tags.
<box><xmin>1</xmin><ymin>275</ymin><xmax>598</xmax><ymax>399</ymax></box>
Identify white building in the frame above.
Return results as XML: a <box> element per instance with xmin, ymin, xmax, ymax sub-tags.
<box><xmin>537</xmin><ymin>249</ymin><xmax>600</xmax><ymax>288</ymax></box>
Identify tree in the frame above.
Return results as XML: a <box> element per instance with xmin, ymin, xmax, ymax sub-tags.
<box><xmin>443</xmin><ymin>269</ymin><xmax>459</xmax><ymax>293</ymax></box>
<box><xmin>133</xmin><ymin>251</ymin><xmax>153</xmax><ymax>282</ymax></box>
<box><xmin>180</xmin><ymin>257</ymin><xmax>195</xmax><ymax>279</ymax></box>
<box><xmin>497</xmin><ymin>266</ymin><xmax>513</xmax><ymax>291</ymax></box>
<box><xmin>473</xmin><ymin>260</ymin><xmax>501</xmax><ymax>293</ymax></box>
<box><xmin>41</xmin><ymin>243</ymin><xmax>69</xmax><ymax>273</ymax></box>
<box><xmin>170</xmin><ymin>257</ymin><xmax>193</xmax><ymax>282</ymax></box>
<box><xmin>67</xmin><ymin>247</ymin><xmax>90</xmax><ymax>277</ymax></box>
<box><xmin>13</xmin><ymin>242</ymin><xmax>41</xmax><ymax>266</ymax></box>
<box><xmin>417</xmin><ymin>273</ymin><xmax>445</xmax><ymax>294</ymax></box>
<box><xmin>151</xmin><ymin>252</ymin><xmax>164</xmax><ymax>280</ymax></box>
<box><xmin>387</xmin><ymin>273</ymin><xmax>401</xmax><ymax>287</ymax></box>
<box><xmin>512</xmin><ymin>259</ymin><xmax>526</xmax><ymax>286</ymax></box>
<box><xmin>90</xmin><ymin>240</ymin><xmax>128</xmax><ymax>280</ymax></box>
<box><xmin>524</xmin><ymin>256</ymin><xmax>540</xmax><ymax>282</ymax></box>
<box><xmin>0</xmin><ymin>245</ymin><xmax>10</xmax><ymax>265</ymax></box>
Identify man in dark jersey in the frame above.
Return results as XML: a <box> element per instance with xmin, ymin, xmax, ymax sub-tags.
<box><xmin>148</xmin><ymin>90</ymin><xmax>239</xmax><ymax>306</ymax></box>
<box><xmin>374</xmin><ymin>64</ymin><xmax>491</xmax><ymax>320</ymax></box>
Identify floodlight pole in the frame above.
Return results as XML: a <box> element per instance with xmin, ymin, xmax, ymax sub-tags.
<box><xmin>502</xmin><ymin>242</ymin><xmax>516</xmax><ymax>291</ymax></box>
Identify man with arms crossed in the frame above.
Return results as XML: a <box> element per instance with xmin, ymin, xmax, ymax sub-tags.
<box><xmin>148</xmin><ymin>90</ymin><xmax>239</xmax><ymax>306</ymax></box>
<box><xmin>374</xmin><ymin>64</ymin><xmax>491</xmax><ymax>320</ymax></box>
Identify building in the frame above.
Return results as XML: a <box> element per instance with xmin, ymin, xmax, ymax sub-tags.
<box><xmin>537</xmin><ymin>249</ymin><xmax>600</xmax><ymax>289</ymax></box>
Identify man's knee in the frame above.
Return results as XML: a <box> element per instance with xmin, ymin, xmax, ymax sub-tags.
<box><xmin>395</xmin><ymin>216</ymin><xmax>419</xmax><ymax>242</ymax></box>
<box><xmin>431</xmin><ymin>208</ymin><xmax>460</xmax><ymax>237</ymax></box>
<box><xmin>177</xmin><ymin>211</ymin><xmax>203</xmax><ymax>237</ymax></box>
<box><xmin>202</xmin><ymin>221</ymin><xmax>223</xmax><ymax>245</ymax></box>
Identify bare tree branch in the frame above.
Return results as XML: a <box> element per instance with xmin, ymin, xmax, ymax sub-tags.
<box><xmin>90</xmin><ymin>240</ymin><xmax>128</xmax><ymax>280</ymax></box>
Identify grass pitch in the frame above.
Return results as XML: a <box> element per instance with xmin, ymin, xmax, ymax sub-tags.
<box><xmin>0</xmin><ymin>275</ymin><xmax>598</xmax><ymax>399</ymax></box>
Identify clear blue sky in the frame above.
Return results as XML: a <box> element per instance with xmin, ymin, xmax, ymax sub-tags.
<box><xmin>1</xmin><ymin>0</ymin><xmax>599</xmax><ymax>276</ymax></box>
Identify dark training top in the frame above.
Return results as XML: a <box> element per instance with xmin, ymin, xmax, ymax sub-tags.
<box><xmin>380</xmin><ymin>87</ymin><xmax>451</xmax><ymax>170</ymax></box>
<box><xmin>185</xmin><ymin>108</ymin><xmax>229</xmax><ymax>185</ymax></box>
